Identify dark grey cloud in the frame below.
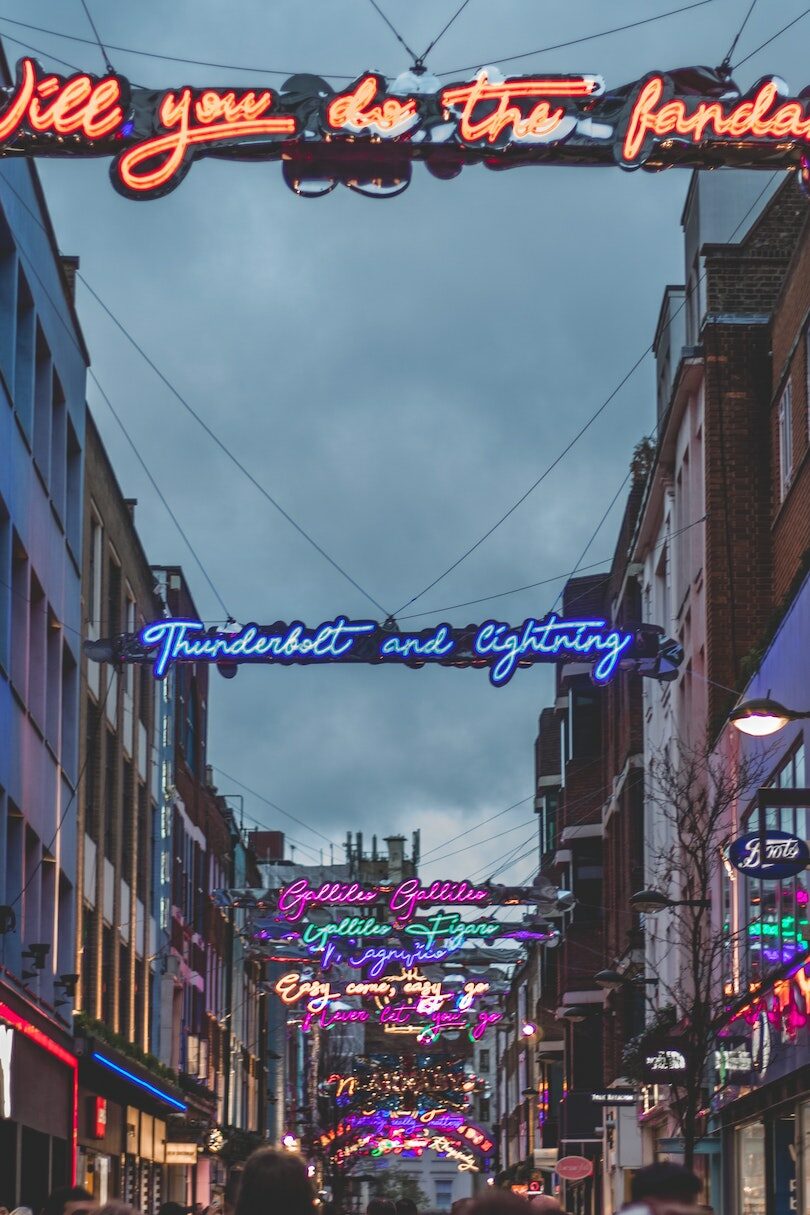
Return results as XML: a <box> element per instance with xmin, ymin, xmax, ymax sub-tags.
<box><xmin>7</xmin><ymin>0</ymin><xmax>805</xmax><ymax>877</ymax></box>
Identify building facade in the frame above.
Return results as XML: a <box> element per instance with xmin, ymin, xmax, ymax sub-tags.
<box><xmin>0</xmin><ymin>129</ymin><xmax>88</xmax><ymax>1203</ymax></box>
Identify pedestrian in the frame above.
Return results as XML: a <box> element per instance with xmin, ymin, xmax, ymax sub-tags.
<box><xmin>235</xmin><ymin>1146</ymin><xmax>316</xmax><ymax>1215</ymax></box>
<box><xmin>97</xmin><ymin>1203</ymin><xmax>140</xmax><ymax>1215</ymax></box>
<box><xmin>528</xmin><ymin>1199</ymin><xmax>562</xmax><ymax>1212</ymax></box>
<box><xmin>466</xmin><ymin>1196</ymin><xmax>533</xmax><ymax>1214</ymax></box>
<box><xmin>620</xmin><ymin>1162</ymin><xmax>703</xmax><ymax>1214</ymax></box>
<box><xmin>223</xmin><ymin>1167</ymin><xmax>244</xmax><ymax>1215</ymax></box>
<box><xmin>395</xmin><ymin>1202</ymin><xmax>418</xmax><ymax>1215</ymax></box>
<box><xmin>158</xmin><ymin>1204</ymin><xmax>186</xmax><ymax>1215</ymax></box>
<box><xmin>41</xmin><ymin>1188</ymin><xmax>95</xmax><ymax>1215</ymax></box>
<box><xmin>366</xmin><ymin>1203</ymin><xmax>395</xmax><ymax>1215</ymax></box>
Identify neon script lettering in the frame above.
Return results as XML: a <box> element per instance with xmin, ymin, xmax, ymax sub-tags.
<box><xmin>389</xmin><ymin>879</ymin><xmax>490</xmax><ymax>923</ymax></box>
<box><xmin>474</xmin><ymin>616</ymin><xmax>633</xmax><ymax>685</ymax></box>
<box><xmin>349</xmin><ymin>942</ymin><xmax>453</xmax><ymax>978</ymax></box>
<box><xmin>0</xmin><ymin>58</ymin><xmax>124</xmax><ymax>143</ymax></box>
<box><xmin>327</xmin><ymin>75</ymin><xmax>418</xmax><ymax>136</ymax></box>
<box><xmin>623</xmin><ymin>76</ymin><xmax>810</xmax><ymax>165</ymax></box>
<box><xmin>133</xmin><ymin>614</ymin><xmax>639</xmax><ymax>687</ymax></box>
<box><xmin>301</xmin><ymin>915</ymin><xmax>392</xmax><ymax>950</ymax></box>
<box><xmin>404</xmin><ymin>912</ymin><xmax>500</xmax><ymax>949</ymax></box>
<box><xmin>118</xmin><ymin>86</ymin><xmax>295</xmax><ymax>195</ymax></box>
<box><xmin>278</xmin><ymin>878</ymin><xmax>377</xmax><ymax>922</ymax></box>
<box><xmin>140</xmin><ymin>618</ymin><xmax>376</xmax><ymax>679</ymax></box>
<box><xmin>441</xmin><ymin>71</ymin><xmax>598</xmax><ymax>144</ymax></box>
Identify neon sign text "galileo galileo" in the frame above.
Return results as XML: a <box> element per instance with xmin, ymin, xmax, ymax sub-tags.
<box><xmin>134</xmin><ymin>614</ymin><xmax>635</xmax><ymax>687</ymax></box>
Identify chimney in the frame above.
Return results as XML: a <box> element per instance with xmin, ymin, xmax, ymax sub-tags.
<box><xmin>385</xmin><ymin>835</ymin><xmax>406</xmax><ymax>883</ymax></box>
<box><xmin>372</xmin><ymin>835</ymin><xmax>378</xmax><ymax>861</ymax></box>
<box><xmin>60</xmin><ymin>254</ymin><xmax>79</xmax><ymax>301</ymax></box>
<box><xmin>124</xmin><ymin>497</ymin><xmax>138</xmax><ymax>520</ymax></box>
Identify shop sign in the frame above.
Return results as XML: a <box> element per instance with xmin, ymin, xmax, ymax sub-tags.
<box><xmin>165</xmin><ymin>1141</ymin><xmax>199</xmax><ymax>1165</ymax></box>
<box><xmin>588</xmin><ymin>1088</ymin><xmax>637</xmax><ymax>1106</ymax></box>
<box><xmin>117</xmin><ymin>614</ymin><xmax>656</xmax><ymax>689</ymax></box>
<box><xmin>642</xmin><ymin>1046</ymin><xmax>689</xmax><ymax>1080</ymax></box>
<box><xmin>714</xmin><ymin>1039</ymin><xmax>753</xmax><ymax>1081</ymax></box>
<box><xmin>5</xmin><ymin>59</ymin><xmax>810</xmax><ymax>200</ymax></box>
<box><xmin>91</xmin><ymin>1095</ymin><xmax>107</xmax><ymax>1139</ymax></box>
<box><xmin>556</xmin><ymin>1155</ymin><xmax>594</xmax><ymax>1181</ymax></box>
<box><xmin>728</xmin><ymin>830</ymin><xmax>810</xmax><ymax>880</ymax></box>
<box><xmin>0</xmin><ymin>1024</ymin><xmax>12</xmax><ymax>1119</ymax></box>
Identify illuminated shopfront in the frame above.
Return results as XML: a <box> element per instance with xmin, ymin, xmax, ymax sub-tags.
<box><xmin>0</xmin><ymin>998</ymin><xmax>77</xmax><ymax>1209</ymax></box>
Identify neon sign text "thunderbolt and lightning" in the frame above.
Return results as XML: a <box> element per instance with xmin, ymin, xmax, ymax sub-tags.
<box><xmin>136</xmin><ymin>615</ymin><xmax>635</xmax><ymax>687</ymax></box>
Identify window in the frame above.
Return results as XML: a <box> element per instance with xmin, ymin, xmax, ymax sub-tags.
<box><xmin>779</xmin><ymin>380</ymin><xmax>793</xmax><ymax>501</ymax></box>
<box><xmin>479</xmin><ymin>1049</ymin><xmax>490</xmax><ymax>1071</ymax></box>
<box><xmin>14</xmin><ymin>268</ymin><xmax>35</xmax><ymax>436</ymax></box>
<box><xmin>743</xmin><ymin>744</ymin><xmax>807</xmax><ymax>982</ymax></box>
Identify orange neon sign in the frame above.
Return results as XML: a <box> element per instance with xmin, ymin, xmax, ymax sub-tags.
<box><xmin>440</xmin><ymin>71</ymin><xmax>599</xmax><ymax>144</ymax></box>
<box><xmin>622</xmin><ymin>76</ymin><xmax>810</xmax><ymax>165</ymax></box>
<box><xmin>327</xmin><ymin>76</ymin><xmax>418</xmax><ymax>137</ymax></box>
<box><xmin>0</xmin><ymin>58</ymin><xmax>123</xmax><ymax>143</ymax></box>
<box><xmin>118</xmin><ymin>87</ymin><xmax>296</xmax><ymax>195</ymax></box>
<box><xmin>1</xmin><ymin>57</ymin><xmax>809</xmax><ymax>199</ymax></box>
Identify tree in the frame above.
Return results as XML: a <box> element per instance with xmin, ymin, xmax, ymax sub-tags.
<box><xmin>621</xmin><ymin>740</ymin><xmax>772</xmax><ymax>1169</ymax></box>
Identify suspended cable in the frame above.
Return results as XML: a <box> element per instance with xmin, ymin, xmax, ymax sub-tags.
<box><xmin>732</xmin><ymin>6</ymin><xmax>810</xmax><ymax>68</ymax></box>
<box><xmin>211</xmin><ymin>766</ymin><xmax>340</xmax><ymax>850</ymax></box>
<box><xmin>0</xmin><ymin>30</ymin><xmax>86</xmax><ymax>74</ymax></box>
<box><xmin>420</xmin><ymin>0</ymin><xmax>473</xmax><ymax>64</ymax></box>
<box><xmin>392</xmin><ymin>347</ymin><xmax>651</xmax><ymax>617</ymax></box>
<box><xmin>0</xmin><ymin>15</ymin><xmax>356</xmax><ymax>79</ymax></box>
<box><xmin>420</xmin><ymin>817</ymin><xmax>537</xmax><ymax>868</ymax></box>
<box><xmin>76</xmin><ymin>273</ymin><xmax>392</xmax><ymax>619</ymax></box>
<box><xmin>364</xmin><ymin>0</ymin><xmax>420</xmax><ymax>64</ymax></box>
<box><xmin>398</xmin><ymin>169</ymin><xmax>780</xmax><ymax>622</ymax></box>
<box><xmin>419</xmin><ymin>794</ymin><xmax>534</xmax><ymax>860</ymax></box>
<box><xmin>77</xmin><ymin>0</ymin><xmax>113</xmax><ymax>72</ymax></box>
<box><xmin>547</xmin><ymin>469</ymin><xmax>633</xmax><ymax>616</ymax></box>
<box><xmin>398</xmin><ymin>515</ymin><xmax>707</xmax><ymax>621</ymax></box>
<box><xmin>89</xmin><ymin>369</ymin><xmax>233</xmax><ymax>621</ymax></box>
<box><xmin>437</xmin><ymin>0</ymin><xmax>717</xmax><ymax>75</ymax></box>
<box><xmin>721</xmin><ymin>0</ymin><xmax>758</xmax><ymax>68</ymax></box>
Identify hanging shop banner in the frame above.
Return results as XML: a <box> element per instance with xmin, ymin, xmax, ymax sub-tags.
<box><xmin>727</xmin><ymin>830</ymin><xmax>810</xmax><ymax>880</ymax></box>
<box><xmin>89</xmin><ymin>614</ymin><xmax>682</xmax><ymax>688</ymax></box>
<box><xmin>5</xmin><ymin>58</ymin><xmax>810</xmax><ymax>199</ymax></box>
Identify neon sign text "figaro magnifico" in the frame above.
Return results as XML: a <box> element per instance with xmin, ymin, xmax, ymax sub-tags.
<box><xmin>134</xmin><ymin>614</ymin><xmax>636</xmax><ymax>686</ymax></box>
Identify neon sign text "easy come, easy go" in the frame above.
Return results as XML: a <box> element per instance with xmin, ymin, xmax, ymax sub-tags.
<box><xmin>128</xmin><ymin>614</ymin><xmax>637</xmax><ymax>687</ymax></box>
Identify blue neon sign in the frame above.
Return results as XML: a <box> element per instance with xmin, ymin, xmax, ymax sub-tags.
<box><xmin>91</xmin><ymin>1050</ymin><xmax>187</xmax><ymax>1111</ymax></box>
<box><xmin>130</xmin><ymin>614</ymin><xmax>642</xmax><ymax>688</ymax></box>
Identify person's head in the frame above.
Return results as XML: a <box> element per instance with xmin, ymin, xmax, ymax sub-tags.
<box><xmin>631</xmin><ymin>1164</ymin><xmax>701</xmax><ymax>1205</ymax></box>
<box><xmin>223</xmin><ymin>1169</ymin><xmax>244</xmax><ymax>1215</ymax></box>
<box><xmin>467</xmin><ymin>1197</ymin><xmax>535</xmax><ymax>1215</ymax></box>
<box><xmin>395</xmin><ymin>1202</ymin><xmax>418</xmax><ymax>1215</ymax></box>
<box><xmin>366</xmin><ymin>1203</ymin><xmax>395</xmax><ymax>1215</ymax></box>
<box><xmin>529</xmin><ymin>1199</ymin><xmax>562</xmax><ymax>1212</ymax></box>
<box><xmin>97</xmin><ymin>1203</ymin><xmax>139</xmax><ymax>1215</ymax></box>
<box><xmin>158</xmin><ymin>1203</ymin><xmax>186</xmax><ymax>1215</ymax></box>
<box><xmin>235</xmin><ymin>1147</ymin><xmax>315</xmax><ymax>1215</ymax></box>
<box><xmin>42</xmin><ymin>1188</ymin><xmax>94</xmax><ymax>1215</ymax></box>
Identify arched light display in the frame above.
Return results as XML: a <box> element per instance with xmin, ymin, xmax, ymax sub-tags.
<box><xmin>5</xmin><ymin>59</ymin><xmax>810</xmax><ymax>199</ymax></box>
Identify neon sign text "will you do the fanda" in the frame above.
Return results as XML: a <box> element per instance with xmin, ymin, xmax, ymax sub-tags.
<box><xmin>108</xmin><ymin>614</ymin><xmax>651</xmax><ymax>688</ymax></box>
<box><xmin>4</xmin><ymin>58</ymin><xmax>810</xmax><ymax>199</ymax></box>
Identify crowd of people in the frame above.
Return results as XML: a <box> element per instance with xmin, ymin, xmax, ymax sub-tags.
<box><xmin>0</xmin><ymin>1155</ymin><xmax>708</xmax><ymax>1215</ymax></box>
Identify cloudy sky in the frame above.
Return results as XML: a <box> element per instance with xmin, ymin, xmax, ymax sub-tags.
<box><xmin>4</xmin><ymin>0</ymin><xmax>805</xmax><ymax>882</ymax></box>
